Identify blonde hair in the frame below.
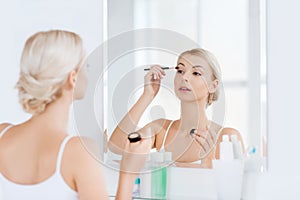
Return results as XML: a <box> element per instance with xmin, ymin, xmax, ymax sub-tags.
<box><xmin>16</xmin><ymin>30</ymin><xmax>84</xmax><ymax>115</ymax></box>
<box><xmin>178</xmin><ymin>48</ymin><xmax>222</xmax><ymax>106</ymax></box>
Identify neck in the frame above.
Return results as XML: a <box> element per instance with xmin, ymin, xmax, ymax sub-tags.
<box><xmin>179</xmin><ymin>100</ymin><xmax>210</xmax><ymax>132</ymax></box>
<box><xmin>29</xmin><ymin>94</ymin><xmax>72</xmax><ymax>133</ymax></box>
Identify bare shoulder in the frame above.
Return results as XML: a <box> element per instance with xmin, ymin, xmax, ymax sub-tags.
<box><xmin>151</xmin><ymin>118</ymin><xmax>172</xmax><ymax>131</ymax></box>
<box><xmin>64</xmin><ymin>136</ymin><xmax>102</xmax><ymax>175</ymax></box>
<box><xmin>63</xmin><ymin>136</ymin><xmax>108</xmax><ymax>198</ymax></box>
<box><xmin>138</xmin><ymin>118</ymin><xmax>173</xmax><ymax>149</ymax></box>
<box><xmin>146</xmin><ymin>118</ymin><xmax>170</xmax><ymax>126</ymax></box>
<box><xmin>64</xmin><ymin>137</ymin><xmax>86</xmax><ymax>161</ymax></box>
<box><xmin>221</xmin><ymin>127</ymin><xmax>241</xmax><ymax>135</ymax></box>
<box><xmin>218</xmin><ymin>127</ymin><xmax>245</xmax><ymax>152</ymax></box>
<box><xmin>66</xmin><ymin>136</ymin><xmax>100</xmax><ymax>158</ymax></box>
<box><xmin>0</xmin><ymin>123</ymin><xmax>12</xmax><ymax>132</ymax></box>
<box><xmin>209</xmin><ymin>121</ymin><xmax>243</xmax><ymax>143</ymax></box>
<box><xmin>139</xmin><ymin>118</ymin><xmax>172</xmax><ymax>136</ymax></box>
<box><xmin>220</xmin><ymin>127</ymin><xmax>243</xmax><ymax>141</ymax></box>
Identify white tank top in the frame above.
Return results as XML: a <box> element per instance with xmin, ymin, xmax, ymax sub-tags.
<box><xmin>160</xmin><ymin>120</ymin><xmax>175</xmax><ymax>152</ymax></box>
<box><xmin>160</xmin><ymin>120</ymin><xmax>222</xmax><ymax>164</ymax></box>
<box><xmin>0</xmin><ymin>125</ymin><xmax>78</xmax><ymax>200</ymax></box>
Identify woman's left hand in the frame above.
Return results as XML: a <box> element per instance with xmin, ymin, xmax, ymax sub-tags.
<box><xmin>192</xmin><ymin>128</ymin><xmax>218</xmax><ymax>159</ymax></box>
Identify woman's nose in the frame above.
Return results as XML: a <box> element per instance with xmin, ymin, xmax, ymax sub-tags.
<box><xmin>182</xmin><ymin>73</ymin><xmax>190</xmax><ymax>82</ymax></box>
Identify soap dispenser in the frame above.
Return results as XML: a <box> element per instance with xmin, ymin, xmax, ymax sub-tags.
<box><xmin>220</xmin><ymin>135</ymin><xmax>234</xmax><ymax>160</ymax></box>
<box><xmin>230</xmin><ymin>135</ymin><xmax>243</xmax><ymax>159</ymax></box>
<box><xmin>213</xmin><ymin>135</ymin><xmax>244</xmax><ymax>200</ymax></box>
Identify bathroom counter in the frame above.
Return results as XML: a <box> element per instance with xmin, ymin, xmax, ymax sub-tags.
<box><xmin>109</xmin><ymin>196</ymin><xmax>217</xmax><ymax>200</ymax></box>
<box><xmin>104</xmin><ymin>158</ymin><xmax>262</xmax><ymax>200</ymax></box>
<box><xmin>105</xmin><ymin>165</ymin><xmax>219</xmax><ymax>200</ymax></box>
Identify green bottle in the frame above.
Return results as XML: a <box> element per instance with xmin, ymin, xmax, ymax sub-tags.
<box><xmin>151</xmin><ymin>152</ymin><xmax>167</xmax><ymax>199</ymax></box>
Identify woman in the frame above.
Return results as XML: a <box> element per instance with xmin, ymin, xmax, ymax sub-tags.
<box><xmin>109</xmin><ymin>48</ymin><xmax>245</xmax><ymax>168</ymax></box>
<box><xmin>0</xmin><ymin>30</ymin><xmax>149</xmax><ymax>200</ymax></box>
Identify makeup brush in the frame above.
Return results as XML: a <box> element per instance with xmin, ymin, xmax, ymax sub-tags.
<box><xmin>143</xmin><ymin>66</ymin><xmax>178</xmax><ymax>71</ymax></box>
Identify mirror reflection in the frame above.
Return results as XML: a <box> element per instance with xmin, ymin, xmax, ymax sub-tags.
<box><xmin>104</xmin><ymin>0</ymin><xmax>266</xmax><ymax>198</ymax></box>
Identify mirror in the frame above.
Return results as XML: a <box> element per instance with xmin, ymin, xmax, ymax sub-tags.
<box><xmin>105</xmin><ymin>0</ymin><xmax>266</xmax><ymax>171</ymax></box>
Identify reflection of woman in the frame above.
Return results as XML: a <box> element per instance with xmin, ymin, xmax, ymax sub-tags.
<box><xmin>0</xmin><ymin>30</ymin><xmax>148</xmax><ymax>199</ymax></box>
<box><xmin>109</xmin><ymin>48</ymin><xmax>245</xmax><ymax>168</ymax></box>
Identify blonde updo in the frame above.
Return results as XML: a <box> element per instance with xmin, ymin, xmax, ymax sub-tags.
<box><xmin>178</xmin><ymin>48</ymin><xmax>222</xmax><ymax>106</ymax></box>
<box><xmin>16</xmin><ymin>30</ymin><xmax>84</xmax><ymax>115</ymax></box>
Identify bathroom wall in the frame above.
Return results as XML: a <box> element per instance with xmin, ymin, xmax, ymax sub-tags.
<box><xmin>256</xmin><ymin>0</ymin><xmax>300</xmax><ymax>199</ymax></box>
<box><xmin>0</xmin><ymin>0</ymin><xmax>102</xmax><ymax>130</ymax></box>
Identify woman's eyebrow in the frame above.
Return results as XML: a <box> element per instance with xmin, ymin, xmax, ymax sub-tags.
<box><xmin>193</xmin><ymin>65</ymin><xmax>206</xmax><ymax>70</ymax></box>
<box><xmin>177</xmin><ymin>62</ymin><xmax>185</xmax><ymax>67</ymax></box>
<box><xmin>177</xmin><ymin>63</ymin><xmax>205</xmax><ymax>71</ymax></box>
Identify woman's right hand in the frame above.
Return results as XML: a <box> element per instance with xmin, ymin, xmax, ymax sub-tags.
<box><xmin>143</xmin><ymin>65</ymin><xmax>166</xmax><ymax>98</ymax></box>
<box><xmin>120</xmin><ymin>137</ymin><xmax>152</xmax><ymax>174</ymax></box>
<box><xmin>116</xmin><ymin>137</ymin><xmax>152</xmax><ymax>200</ymax></box>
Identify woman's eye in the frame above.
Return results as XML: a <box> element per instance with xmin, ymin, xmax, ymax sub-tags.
<box><xmin>177</xmin><ymin>69</ymin><xmax>184</xmax><ymax>74</ymax></box>
<box><xmin>192</xmin><ymin>72</ymin><xmax>202</xmax><ymax>76</ymax></box>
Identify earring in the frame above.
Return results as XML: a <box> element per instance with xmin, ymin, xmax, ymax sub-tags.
<box><xmin>208</xmin><ymin>93</ymin><xmax>214</xmax><ymax>104</ymax></box>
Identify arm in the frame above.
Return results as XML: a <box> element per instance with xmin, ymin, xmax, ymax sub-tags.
<box><xmin>116</xmin><ymin>172</ymin><xmax>138</xmax><ymax>200</ymax></box>
<box><xmin>68</xmin><ymin>137</ymin><xmax>109</xmax><ymax>200</ymax></box>
<box><xmin>116</xmin><ymin>137</ymin><xmax>152</xmax><ymax>200</ymax></box>
<box><xmin>108</xmin><ymin>65</ymin><xmax>166</xmax><ymax>154</ymax></box>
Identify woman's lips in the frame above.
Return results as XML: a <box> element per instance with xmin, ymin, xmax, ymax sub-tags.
<box><xmin>178</xmin><ymin>87</ymin><xmax>191</xmax><ymax>92</ymax></box>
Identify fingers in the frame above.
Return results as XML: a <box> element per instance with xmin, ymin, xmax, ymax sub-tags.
<box><xmin>193</xmin><ymin>134</ymin><xmax>210</xmax><ymax>152</ymax></box>
<box><xmin>147</xmin><ymin>65</ymin><xmax>166</xmax><ymax>81</ymax></box>
<box><xmin>205</xmin><ymin>131</ymin><xmax>215</xmax><ymax>149</ymax></box>
<box><xmin>192</xmin><ymin>129</ymin><xmax>218</xmax><ymax>157</ymax></box>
